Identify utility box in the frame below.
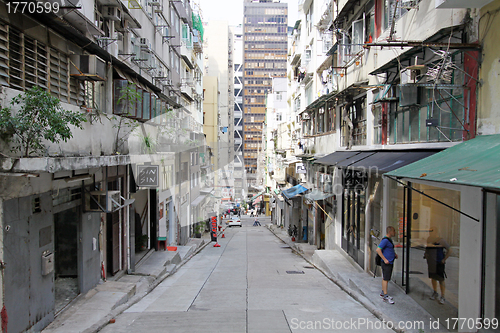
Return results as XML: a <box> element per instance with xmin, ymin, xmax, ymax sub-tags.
<box><xmin>41</xmin><ymin>252</ymin><xmax>54</xmax><ymax>276</ymax></box>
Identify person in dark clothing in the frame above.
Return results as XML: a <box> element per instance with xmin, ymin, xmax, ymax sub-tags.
<box><xmin>425</xmin><ymin>226</ymin><xmax>450</xmax><ymax>305</ymax></box>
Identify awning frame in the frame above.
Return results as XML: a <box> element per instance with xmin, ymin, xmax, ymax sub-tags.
<box><xmin>385</xmin><ymin>175</ymin><xmax>479</xmax><ymax>222</ymax></box>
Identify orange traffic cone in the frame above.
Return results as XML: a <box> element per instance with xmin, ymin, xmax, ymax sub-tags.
<box><xmin>213</xmin><ymin>242</ymin><xmax>221</xmax><ymax>247</ymax></box>
<box><xmin>221</xmin><ymin>232</ymin><xmax>225</xmax><ymax>238</ymax></box>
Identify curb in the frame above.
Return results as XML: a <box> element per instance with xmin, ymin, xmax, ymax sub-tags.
<box><xmin>266</xmin><ymin>225</ymin><xmax>405</xmax><ymax>333</ymax></box>
<box><xmin>83</xmin><ymin>238</ymin><xmax>214</xmax><ymax>333</ymax></box>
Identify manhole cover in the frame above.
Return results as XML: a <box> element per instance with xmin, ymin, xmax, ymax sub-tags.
<box><xmin>286</xmin><ymin>270</ymin><xmax>305</xmax><ymax>274</ymax></box>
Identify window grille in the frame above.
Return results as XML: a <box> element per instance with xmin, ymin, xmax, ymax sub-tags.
<box><xmin>0</xmin><ymin>24</ymin><xmax>8</xmax><ymax>86</ymax></box>
<box><xmin>49</xmin><ymin>48</ymin><xmax>70</xmax><ymax>102</ymax></box>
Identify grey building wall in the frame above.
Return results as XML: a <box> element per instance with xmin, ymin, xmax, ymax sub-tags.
<box><xmin>2</xmin><ymin>190</ymin><xmax>101</xmax><ymax>333</ymax></box>
<box><xmin>4</xmin><ymin>194</ymin><xmax>54</xmax><ymax>332</ymax></box>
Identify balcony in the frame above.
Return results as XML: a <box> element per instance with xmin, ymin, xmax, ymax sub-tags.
<box><xmin>180</xmin><ymin>41</ymin><xmax>194</xmax><ymax>70</ymax></box>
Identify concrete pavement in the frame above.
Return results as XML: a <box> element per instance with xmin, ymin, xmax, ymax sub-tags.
<box><xmin>42</xmin><ymin>237</ymin><xmax>211</xmax><ymax>333</ymax></box>
<box><xmin>42</xmin><ymin>215</ymin><xmax>450</xmax><ymax>333</ymax></box>
<box><xmin>99</xmin><ymin>215</ymin><xmax>393</xmax><ymax>333</ymax></box>
<box><xmin>268</xmin><ymin>221</ymin><xmax>450</xmax><ymax>333</ymax></box>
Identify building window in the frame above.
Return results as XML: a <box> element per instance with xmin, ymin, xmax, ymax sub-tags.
<box><xmin>373</xmin><ymin>104</ymin><xmax>383</xmax><ymax>145</ymax></box>
<box><xmin>341</xmin><ymin>95</ymin><xmax>367</xmax><ymax>147</ymax></box>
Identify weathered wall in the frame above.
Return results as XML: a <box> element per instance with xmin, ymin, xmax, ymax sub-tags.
<box><xmin>477</xmin><ymin>0</ymin><xmax>500</xmax><ymax>135</ymax></box>
<box><xmin>3</xmin><ymin>190</ymin><xmax>102</xmax><ymax>333</ymax></box>
<box><xmin>80</xmin><ymin>211</ymin><xmax>101</xmax><ymax>294</ymax></box>
<box><xmin>3</xmin><ymin>193</ymin><xmax>54</xmax><ymax>333</ymax></box>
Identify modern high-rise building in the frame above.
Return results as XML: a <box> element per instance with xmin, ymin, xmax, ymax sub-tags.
<box><xmin>231</xmin><ymin>25</ymin><xmax>247</xmax><ymax>201</ymax></box>
<box><xmin>243</xmin><ymin>0</ymin><xmax>288</xmax><ymax>191</ymax></box>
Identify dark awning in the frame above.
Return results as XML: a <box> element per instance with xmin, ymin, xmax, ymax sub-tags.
<box><xmin>336</xmin><ymin>152</ymin><xmax>376</xmax><ymax>167</ymax></box>
<box><xmin>314</xmin><ymin>151</ymin><xmax>360</xmax><ymax>166</ymax></box>
<box><xmin>348</xmin><ymin>151</ymin><xmax>439</xmax><ymax>173</ymax></box>
<box><xmin>386</xmin><ymin>135</ymin><xmax>500</xmax><ymax>190</ymax></box>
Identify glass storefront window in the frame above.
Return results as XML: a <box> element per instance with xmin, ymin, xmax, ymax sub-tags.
<box><xmin>388</xmin><ymin>181</ymin><xmax>460</xmax><ymax>325</ymax></box>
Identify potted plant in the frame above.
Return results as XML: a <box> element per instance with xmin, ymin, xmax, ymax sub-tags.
<box><xmin>135</xmin><ymin>234</ymin><xmax>149</xmax><ymax>251</ymax></box>
<box><xmin>194</xmin><ymin>223</ymin><xmax>204</xmax><ymax>238</ymax></box>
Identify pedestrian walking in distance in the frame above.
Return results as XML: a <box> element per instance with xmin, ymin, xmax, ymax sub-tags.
<box><xmin>376</xmin><ymin>226</ymin><xmax>398</xmax><ymax>304</ymax></box>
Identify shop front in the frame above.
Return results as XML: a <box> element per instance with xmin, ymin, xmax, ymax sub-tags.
<box><xmin>385</xmin><ymin>135</ymin><xmax>500</xmax><ymax>329</ymax></box>
<box><xmin>386</xmin><ymin>180</ymin><xmax>462</xmax><ymax>324</ymax></box>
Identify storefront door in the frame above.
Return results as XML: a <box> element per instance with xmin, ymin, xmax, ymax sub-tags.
<box><xmin>342</xmin><ymin>188</ymin><xmax>366</xmax><ymax>268</ymax></box>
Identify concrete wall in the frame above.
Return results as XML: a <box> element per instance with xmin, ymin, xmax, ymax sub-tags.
<box><xmin>2</xmin><ymin>190</ymin><xmax>101</xmax><ymax>333</ymax></box>
<box><xmin>78</xmin><ymin>211</ymin><xmax>101</xmax><ymax>295</ymax></box>
<box><xmin>477</xmin><ymin>0</ymin><xmax>500</xmax><ymax>135</ymax></box>
<box><xmin>3</xmin><ymin>193</ymin><xmax>54</xmax><ymax>333</ymax></box>
<box><xmin>457</xmin><ymin>185</ymin><xmax>482</xmax><ymax>331</ymax></box>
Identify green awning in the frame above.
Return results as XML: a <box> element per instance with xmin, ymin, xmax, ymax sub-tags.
<box><xmin>250</xmin><ymin>192</ymin><xmax>264</xmax><ymax>201</ymax></box>
<box><xmin>385</xmin><ymin>135</ymin><xmax>500</xmax><ymax>190</ymax></box>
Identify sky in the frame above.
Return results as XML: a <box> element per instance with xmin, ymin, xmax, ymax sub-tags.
<box><xmin>196</xmin><ymin>0</ymin><xmax>298</xmax><ymax>27</ymax></box>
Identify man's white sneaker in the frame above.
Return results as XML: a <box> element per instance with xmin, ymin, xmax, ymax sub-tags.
<box><xmin>430</xmin><ymin>291</ymin><xmax>438</xmax><ymax>300</ymax></box>
<box><xmin>439</xmin><ymin>296</ymin><xmax>445</xmax><ymax>305</ymax></box>
<box><xmin>383</xmin><ymin>295</ymin><xmax>394</xmax><ymax>304</ymax></box>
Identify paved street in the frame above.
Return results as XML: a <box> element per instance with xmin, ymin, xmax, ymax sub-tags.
<box><xmin>99</xmin><ymin>217</ymin><xmax>392</xmax><ymax>333</ymax></box>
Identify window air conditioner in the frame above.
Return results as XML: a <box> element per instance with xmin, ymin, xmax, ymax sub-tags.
<box><xmin>70</xmin><ymin>54</ymin><xmax>106</xmax><ymax>80</ymax></box>
<box><xmin>139</xmin><ymin>37</ymin><xmax>151</xmax><ymax>49</ymax></box>
<box><xmin>86</xmin><ymin>190</ymin><xmax>121</xmax><ymax>212</ymax></box>
<box><xmin>103</xmin><ymin>6</ymin><xmax>121</xmax><ymax>22</ymax></box>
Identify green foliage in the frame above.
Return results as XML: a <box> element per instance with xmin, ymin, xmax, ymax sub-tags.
<box><xmin>114</xmin><ymin>82</ymin><xmax>142</xmax><ymax>153</ymax></box>
<box><xmin>141</xmin><ymin>133</ymin><xmax>156</xmax><ymax>154</ymax></box>
<box><xmin>118</xmin><ymin>82</ymin><xmax>142</xmax><ymax>110</ymax></box>
<box><xmin>0</xmin><ymin>86</ymin><xmax>86</xmax><ymax>157</ymax></box>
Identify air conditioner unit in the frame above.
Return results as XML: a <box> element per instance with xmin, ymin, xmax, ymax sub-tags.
<box><xmin>139</xmin><ymin>37</ymin><xmax>151</xmax><ymax>49</ymax></box>
<box><xmin>70</xmin><ymin>54</ymin><xmax>106</xmax><ymax>81</ymax></box>
<box><xmin>103</xmin><ymin>6</ymin><xmax>121</xmax><ymax>21</ymax></box>
<box><xmin>85</xmin><ymin>190</ymin><xmax>121</xmax><ymax>212</ymax></box>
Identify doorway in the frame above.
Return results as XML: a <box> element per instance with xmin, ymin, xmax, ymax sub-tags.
<box><xmin>342</xmin><ymin>188</ymin><xmax>366</xmax><ymax>268</ymax></box>
<box><xmin>54</xmin><ymin>207</ymin><xmax>80</xmax><ymax>314</ymax></box>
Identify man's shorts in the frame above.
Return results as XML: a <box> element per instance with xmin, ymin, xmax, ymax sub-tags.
<box><xmin>381</xmin><ymin>262</ymin><xmax>394</xmax><ymax>281</ymax></box>
<box><xmin>428</xmin><ymin>263</ymin><xmax>446</xmax><ymax>282</ymax></box>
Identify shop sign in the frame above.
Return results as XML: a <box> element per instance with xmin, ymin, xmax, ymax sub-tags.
<box><xmin>137</xmin><ymin>165</ymin><xmax>159</xmax><ymax>187</ymax></box>
<box><xmin>343</xmin><ymin>169</ymin><xmax>367</xmax><ymax>190</ymax></box>
<box><xmin>296</xmin><ymin>163</ymin><xmax>307</xmax><ymax>174</ymax></box>
<box><xmin>211</xmin><ymin>216</ymin><xmax>217</xmax><ymax>242</ymax></box>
